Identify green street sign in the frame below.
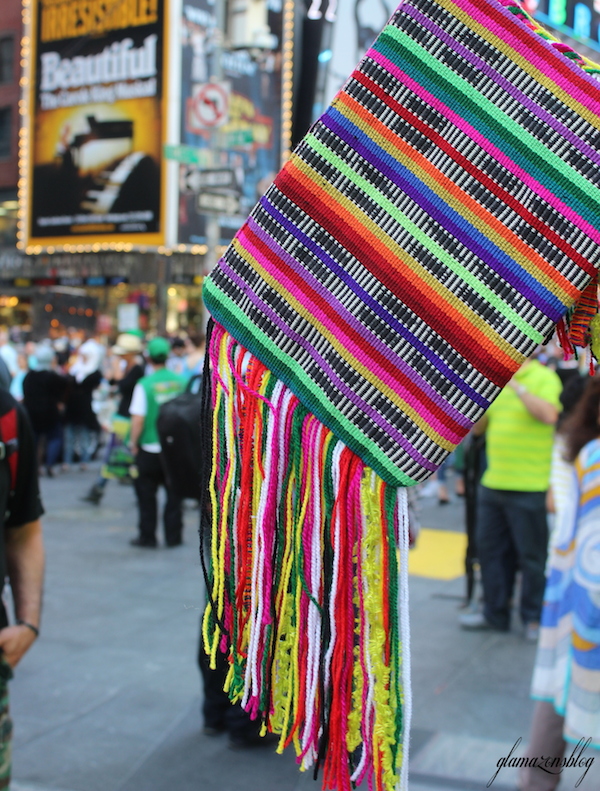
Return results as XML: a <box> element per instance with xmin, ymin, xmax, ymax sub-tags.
<box><xmin>219</xmin><ymin>129</ymin><xmax>253</xmax><ymax>147</ymax></box>
<box><xmin>163</xmin><ymin>144</ymin><xmax>211</xmax><ymax>166</ymax></box>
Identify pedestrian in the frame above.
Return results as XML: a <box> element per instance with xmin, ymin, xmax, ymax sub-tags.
<box><xmin>0</xmin><ymin>329</ymin><xmax>18</xmax><ymax>380</ymax></box>
<box><xmin>22</xmin><ymin>344</ymin><xmax>67</xmax><ymax>477</ymax></box>
<box><xmin>129</xmin><ymin>337</ymin><xmax>186</xmax><ymax>548</ymax></box>
<box><xmin>459</xmin><ymin>356</ymin><xmax>562</xmax><ymax>639</ymax></box>
<box><xmin>9</xmin><ymin>351</ymin><xmax>28</xmax><ymax>402</ymax></box>
<box><xmin>198</xmin><ymin>643</ymin><xmax>278</xmax><ymax>749</ymax></box>
<box><xmin>460</xmin><ymin>428</ymin><xmax>487</xmax><ymax>607</ymax></box>
<box><xmin>182</xmin><ymin>333</ymin><xmax>205</xmax><ymax>381</ymax></box>
<box><xmin>0</xmin><ymin>375</ymin><xmax>45</xmax><ymax>789</ymax></box>
<box><xmin>519</xmin><ymin>377</ymin><xmax>600</xmax><ymax>791</ymax></box>
<box><xmin>546</xmin><ymin>375</ymin><xmax>587</xmax><ymax>524</ymax></box>
<box><xmin>53</xmin><ymin>335</ymin><xmax>71</xmax><ymax>369</ymax></box>
<box><xmin>166</xmin><ymin>336</ymin><xmax>187</xmax><ymax>376</ymax></box>
<box><xmin>82</xmin><ymin>333</ymin><xmax>145</xmax><ymax>505</ymax></box>
<box><xmin>0</xmin><ymin>356</ymin><xmax>11</xmax><ymax>393</ymax></box>
<box><xmin>437</xmin><ymin>457</ymin><xmax>451</xmax><ymax>504</ymax></box>
<box><xmin>63</xmin><ymin>340</ymin><xmax>103</xmax><ymax>471</ymax></box>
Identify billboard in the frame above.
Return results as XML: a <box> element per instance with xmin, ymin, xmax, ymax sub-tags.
<box><xmin>176</xmin><ymin>0</ymin><xmax>285</xmax><ymax>248</ymax></box>
<box><xmin>314</xmin><ymin>0</ymin><xmax>397</xmax><ymax>120</ymax></box>
<box><xmin>25</xmin><ymin>0</ymin><xmax>168</xmax><ymax>249</ymax></box>
<box><xmin>528</xmin><ymin>0</ymin><xmax>600</xmax><ymax>52</ymax></box>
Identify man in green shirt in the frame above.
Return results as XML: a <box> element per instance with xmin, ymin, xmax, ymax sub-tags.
<box><xmin>129</xmin><ymin>338</ymin><xmax>187</xmax><ymax>548</ymax></box>
<box><xmin>459</xmin><ymin>358</ymin><xmax>562</xmax><ymax>640</ymax></box>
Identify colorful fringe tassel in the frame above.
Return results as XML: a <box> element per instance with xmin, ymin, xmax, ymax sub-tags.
<box><xmin>567</xmin><ymin>279</ymin><xmax>600</xmax><ymax>350</ymax></box>
<box><xmin>202</xmin><ymin>322</ymin><xmax>412</xmax><ymax>791</ymax></box>
<box><xmin>500</xmin><ymin>0</ymin><xmax>600</xmax><ymax>77</ymax></box>
<box><xmin>502</xmin><ymin>0</ymin><xmax>600</xmax><ymax>371</ymax></box>
<box><xmin>555</xmin><ymin>274</ymin><xmax>600</xmax><ymax>370</ymax></box>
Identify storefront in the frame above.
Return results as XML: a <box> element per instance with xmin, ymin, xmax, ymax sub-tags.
<box><xmin>0</xmin><ymin>190</ymin><xmax>18</xmax><ymax>248</ymax></box>
<box><xmin>0</xmin><ymin>247</ymin><xmax>206</xmax><ymax>339</ymax></box>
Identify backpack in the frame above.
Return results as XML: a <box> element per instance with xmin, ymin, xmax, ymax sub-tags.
<box><xmin>0</xmin><ymin>407</ymin><xmax>18</xmax><ymax>497</ymax></box>
<box><xmin>157</xmin><ymin>375</ymin><xmax>202</xmax><ymax>500</ymax></box>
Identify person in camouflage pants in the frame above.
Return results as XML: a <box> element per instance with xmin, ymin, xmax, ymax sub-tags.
<box><xmin>0</xmin><ymin>659</ymin><xmax>12</xmax><ymax>790</ymax></box>
<box><xmin>0</xmin><ymin>384</ymin><xmax>45</xmax><ymax>788</ymax></box>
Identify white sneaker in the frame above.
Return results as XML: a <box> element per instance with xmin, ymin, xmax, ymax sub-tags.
<box><xmin>524</xmin><ymin>623</ymin><xmax>540</xmax><ymax>642</ymax></box>
<box><xmin>418</xmin><ymin>479</ymin><xmax>438</xmax><ymax>498</ymax></box>
<box><xmin>458</xmin><ymin>611</ymin><xmax>490</xmax><ymax>630</ymax></box>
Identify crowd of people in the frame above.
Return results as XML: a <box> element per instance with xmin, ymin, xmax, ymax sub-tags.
<box><xmin>0</xmin><ymin>328</ymin><xmax>203</xmax><ymax>473</ymax></box>
<box><xmin>0</xmin><ymin>326</ymin><xmax>205</xmax><ymax>549</ymax></box>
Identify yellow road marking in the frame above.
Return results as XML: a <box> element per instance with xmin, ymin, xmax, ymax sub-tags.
<box><xmin>409</xmin><ymin>528</ymin><xmax>467</xmax><ymax>581</ymax></box>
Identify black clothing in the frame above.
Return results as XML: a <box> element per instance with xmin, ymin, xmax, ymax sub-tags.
<box><xmin>64</xmin><ymin>371</ymin><xmax>102</xmax><ymax>430</ymax></box>
<box><xmin>198</xmin><ymin>637</ymin><xmax>262</xmax><ymax>739</ymax></box>
<box><xmin>33</xmin><ymin>423</ymin><xmax>62</xmax><ymax>470</ymax></box>
<box><xmin>463</xmin><ymin>432</ymin><xmax>486</xmax><ymax>604</ymax></box>
<box><xmin>133</xmin><ymin>450</ymin><xmax>182</xmax><ymax>545</ymax></box>
<box><xmin>0</xmin><ymin>390</ymin><xmax>44</xmax><ymax>628</ymax></box>
<box><xmin>0</xmin><ymin>358</ymin><xmax>11</xmax><ymax>391</ymax></box>
<box><xmin>22</xmin><ymin>370</ymin><xmax>67</xmax><ymax>433</ymax></box>
<box><xmin>476</xmin><ymin>486</ymin><xmax>548</xmax><ymax>630</ymax></box>
<box><xmin>112</xmin><ymin>364</ymin><xmax>144</xmax><ymax>418</ymax></box>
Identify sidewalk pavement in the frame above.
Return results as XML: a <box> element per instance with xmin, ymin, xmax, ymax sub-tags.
<box><xmin>8</xmin><ymin>468</ymin><xmax>599</xmax><ymax>791</ymax></box>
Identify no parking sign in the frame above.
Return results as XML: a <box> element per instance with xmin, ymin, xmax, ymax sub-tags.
<box><xmin>186</xmin><ymin>82</ymin><xmax>229</xmax><ymax>132</ymax></box>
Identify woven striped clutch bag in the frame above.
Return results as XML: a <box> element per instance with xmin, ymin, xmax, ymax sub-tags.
<box><xmin>200</xmin><ymin>1</ymin><xmax>600</xmax><ymax>789</ymax></box>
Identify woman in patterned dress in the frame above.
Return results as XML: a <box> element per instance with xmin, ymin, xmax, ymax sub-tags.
<box><xmin>520</xmin><ymin>377</ymin><xmax>600</xmax><ymax>791</ymax></box>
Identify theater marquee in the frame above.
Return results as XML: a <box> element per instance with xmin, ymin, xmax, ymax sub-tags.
<box><xmin>23</xmin><ymin>0</ymin><xmax>169</xmax><ymax>250</ymax></box>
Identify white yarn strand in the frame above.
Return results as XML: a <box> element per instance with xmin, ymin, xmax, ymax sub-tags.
<box><xmin>322</xmin><ymin>442</ymin><xmax>344</xmax><ymax>693</ymax></box>
<box><xmin>243</xmin><ymin>380</ymin><xmax>284</xmax><ymax>708</ymax></box>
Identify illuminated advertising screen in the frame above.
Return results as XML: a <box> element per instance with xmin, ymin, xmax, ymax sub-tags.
<box><xmin>530</xmin><ymin>0</ymin><xmax>600</xmax><ymax>52</ymax></box>
<box><xmin>177</xmin><ymin>0</ymin><xmax>284</xmax><ymax>247</ymax></box>
<box><xmin>26</xmin><ymin>0</ymin><xmax>167</xmax><ymax>248</ymax></box>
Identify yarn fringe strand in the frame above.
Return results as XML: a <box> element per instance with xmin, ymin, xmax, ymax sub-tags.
<box><xmin>202</xmin><ymin>323</ymin><xmax>412</xmax><ymax>791</ymax></box>
<box><xmin>555</xmin><ymin>274</ymin><xmax>600</xmax><ymax>369</ymax></box>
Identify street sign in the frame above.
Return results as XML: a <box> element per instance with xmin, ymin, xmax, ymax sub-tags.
<box><xmin>187</xmin><ymin>82</ymin><xmax>229</xmax><ymax>132</ymax></box>
<box><xmin>163</xmin><ymin>144</ymin><xmax>212</xmax><ymax>166</ymax></box>
<box><xmin>198</xmin><ymin>191</ymin><xmax>241</xmax><ymax>215</ymax></box>
<box><xmin>194</xmin><ymin>169</ymin><xmax>239</xmax><ymax>190</ymax></box>
<box><xmin>183</xmin><ymin>168</ymin><xmax>239</xmax><ymax>194</ymax></box>
<box><xmin>218</xmin><ymin>129</ymin><xmax>254</xmax><ymax>148</ymax></box>
<box><xmin>184</xmin><ymin>169</ymin><xmax>204</xmax><ymax>194</ymax></box>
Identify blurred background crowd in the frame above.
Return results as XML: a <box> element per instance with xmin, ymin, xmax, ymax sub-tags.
<box><xmin>0</xmin><ymin>326</ymin><xmax>205</xmax><ymax>480</ymax></box>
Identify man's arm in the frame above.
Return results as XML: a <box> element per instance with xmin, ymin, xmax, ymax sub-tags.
<box><xmin>508</xmin><ymin>379</ymin><xmax>559</xmax><ymax>425</ymax></box>
<box><xmin>473</xmin><ymin>414</ymin><xmax>488</xmax><ymax>436</ymax></box>
<box><xmin>0</xmin><ymin>519</ymin><xmax>44</xmax><ymax>667</ymax></box>
<box><xmin>130</xmin><ymin>414</ymin><xmax>144</xmax><ymax>456</ymax></box>
<box><xmin>128</xmin><ymin>382</ymin><xmax>146</xmax><ymax>456</ymax></box>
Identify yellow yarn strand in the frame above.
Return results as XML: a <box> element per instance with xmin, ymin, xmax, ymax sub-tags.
<box><xmin>202</xmin><ymin>340</ymin><xmax>226</xmax><ymax>668</ymax></box>
<box><xmin>273</xmin><ymin>475</ymin><xmax>297</xmax><ymax>750</ymax></box>
<box><xmin>591</xmin><ymin>314</ymin><xmax>600</xmax><ymax>362</ymax></box>
<box><xmin>361</xmin><ymin>473</ymin><xmax>399</xmax><ymax>789</ymax></box>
